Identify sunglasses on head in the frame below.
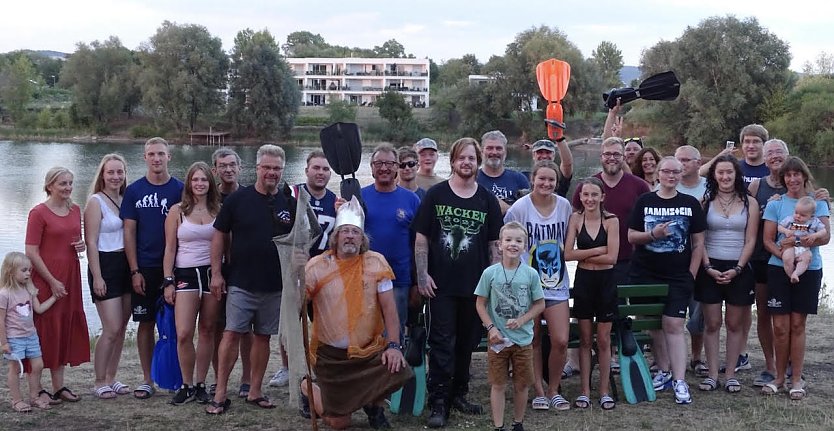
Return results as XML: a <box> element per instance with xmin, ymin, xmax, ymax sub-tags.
<box><xmin>624</xmin><ymin>137</ymin><xmax>643</xmax><ymax>146</ymax></box>
<box><xmin>399</xmin><ymin>161</ymin><xmax>418</xmax><ymax>169</ymax></box>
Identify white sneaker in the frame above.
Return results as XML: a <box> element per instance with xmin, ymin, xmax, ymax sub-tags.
<box><xmin>652</xmin><ymin>371</ymin><xmax>672</xmax><ymax>391</ymax></box>
<box><xmin>268</xmin><ymin>368</ymin><xmax>289</xmax><ymax>387</ymax></box>
<box><xmin>673</xmin><ymin>380</ymin><xmax>692</xmax><ymax>404</ymax></box>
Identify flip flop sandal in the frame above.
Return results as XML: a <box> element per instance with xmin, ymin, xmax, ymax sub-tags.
<box><xmin>549</xmin><ymin>394</ymin><xmax>570</xmax><ymax>411</ymax></box>
<box><xmin>94</xmin><ymin>385</ymin><xmax>117</xmax><ymax>399</ymax></box>
<box><xmin>238</xmin><ymin>383</ymin><xmax>251</xmax><ymax>398</ymax></box>
<box><xmin>561</xmin><ymin>365</ymin><xmax>576</xmax><ymax>379</ymax></box>
<box><xmin>531</xmin><ymin>396</ymin><xmax>550</xmax><ymax>410</ymax></box>
<box><xmin>111</xmin><ymin>381</ymin><xmax>131</xmax><ymax>395</ymax></box>
<box><xmin>38</xmin><ymin>389</ymin><xmax>61</xmax><ymax>405</ymax></box>
<box><xmin>600</xmin><ymin>395</ymin><xmax>616</xmax><ymax>410</ymax></box>
<box><xmin>725</xmin><ymin>378</ymin><xmax>742</xmax><ymax>393</ymax></box>
<box><xmin>134</xmin><ymin>383</ymin><xmax>156</xmax><ymax>400</ymax></box>
<box><xmin>610</xmin><ymin>360</ymin><xmax>621</xmax><ymax>375</ymax></box>
<box><xmin>246</xmin><ymin>396</ymin><xmax>277</xmax><ymax>409</ymax></box>
<box><xmin>698</xmin><ymin>377</ymin><xmax>718</xmax><ymax>391</ymax></box>
<box><xmin>789</xmin><ymin>388</ymin><xmax>806</xmax><ymax>401</ymax></box>
<box><xmin>761</xmin><ymin>382</ymin><xmax>782</xmax><ymax>395</ymax></box>
<box><xmin>574</xmin><ymin>395</ymin><xmax>591</xmax><ymax>409</ymax></box>
<box><xmin>12</xmin><ymin>400</ymin><xmax>32</xmax><ymax>413</ymax></box>
<box><xmin>31</xmin><ymin>392</ymin><xmax>52</xmax><ymax>410</ymax></box>
<box><xmin>205</xmin><ymin>398</ymin><xmax>231</xmax><ymax>415</ymax></box>
<box><xmin>54</xmin><ymin>387</ymin><xmax>81</xmax><ymax>402</ymax></box>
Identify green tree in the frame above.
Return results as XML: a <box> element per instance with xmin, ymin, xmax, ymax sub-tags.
<box><xmin>139</xmin><ymin>21</ymin><xmax>229</xmax><ymax>132</ymax></box>
<box><xmin>282</xmin><ymin>31</ymin><xmax>328</xmax><ymax>57</ymax></box>
<box><xmin>456</xmin><ymin>79</ymin><xmax>515</xmax><ymax>136</ymax></box>
<box><xmin>326</xmin><ymin>99</ymin><xmax>356</xmax><ymax>123</ymax></box>
<box><xmin>435</xmin><ymin>54</ymin><xmax>481</xmax><ymax>87</ymax></box>
<box><xmin>60</xmin><ymin>37</ymin><xmax>136</xmax><ymax>128</ymax></box>
<box><xmin>227</xmin><ymin>28</ymin><xmax>300</xmax><ymax>139</ymax></box>
<box><xmin>591</xmin><ymin>41</ymin><xmax>624</xmax><ymax>89</ymax></box>
<box><xmin>767</xmin><ymin>76</ymin><xmax>834</xmax><ymax>160</ymax></box>
<box><xmin>377</xmin><ymin>90</ymin><xmax>420</xmax><ymax>142</ymax></box>
<box><xmin>635</xmin><ymin>16</ymin><xmax>791</xmax><ymax>147</ymax></box>
<box><xmin>802</xmin><ymin>52</ymin><xmax>834</xmax><ymax>77</ymax></box>
<box><xmin>0</xmin><ymin>55</ymin><xmax>39</xmax><ymax>122</ymax></box>
<box><xmin>373</xmin><ymin>39</ymin><xmax>406</xmax><ymax>58</ymax></box>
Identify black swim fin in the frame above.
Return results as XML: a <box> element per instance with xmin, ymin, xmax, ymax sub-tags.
<box><xmin>616</xmin><ymin>318</ymin><xmax>656</xmax><ymax>404</ymax></box>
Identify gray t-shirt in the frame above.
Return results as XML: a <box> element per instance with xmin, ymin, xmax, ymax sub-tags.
<box><xmin>474</xmin><ymin>262</ymin><xmax>544</xmax><ymax>346</ymax></box>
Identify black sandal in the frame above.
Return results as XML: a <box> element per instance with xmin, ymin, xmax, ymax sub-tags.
<box><xmin>53</xmin><ymin>387</ymin><xmax>81</xmax><ymax>402</ymax></box>
<box><xmin>205</xmin><ymin>399</ymin><xmax>231</xmax><ymax>415</ymax></box>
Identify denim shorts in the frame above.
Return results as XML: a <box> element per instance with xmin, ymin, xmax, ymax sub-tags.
<box><xmin>5</xmin><ymin>333</ymin><xmax>42</xmax><ymax>360</ymax></box>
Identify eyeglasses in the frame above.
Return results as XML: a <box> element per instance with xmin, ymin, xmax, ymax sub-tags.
<box><xmin>371</xmin><ymin>161</ymin><xmax>398</xmax><ymax>168</ymax></box>
<box><xmin>399</xmin><ymin>161</ymin><xmax>418</xmax><ymax>169</ymax></box>
<box><xmin>676</xmin><ymin>158</ymin><xmax>699</xmax><ymax>163</ymax></box>
<box><xmin>765</xmin><ymin>149</ymin><xmax>787</xmax><ymax>158</ymax></box>
<box><xmin>659</xmin><ymin>169</ymin><xmax>682</xmax><ymax>175</ymax></box>
<box><xmin>602</xmin><ymin>152</ymin><xmax>623</xmax><ymax>159</ymax></box>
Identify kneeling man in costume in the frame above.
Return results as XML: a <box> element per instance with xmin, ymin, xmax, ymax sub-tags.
<box><xmin>302</xmin><ymin>197</ymin><xmax>413</xmax><ymax>429</ymax></box>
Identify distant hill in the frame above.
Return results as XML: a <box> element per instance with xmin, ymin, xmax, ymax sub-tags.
<box><xmin>619</xmin><ymin>66</ymin><xmax>641</xmax><ymax>86</ymax></box>
<box><xmin>33</xmin><ymin>50</ymin><xmax>68</xmax><ymax>60</ymax></box>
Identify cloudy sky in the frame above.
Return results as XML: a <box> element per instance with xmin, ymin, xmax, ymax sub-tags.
<box><xmin>6</xmin><ymin>0</ymin><xmax>831</xmax><ymax>70</ymax></box>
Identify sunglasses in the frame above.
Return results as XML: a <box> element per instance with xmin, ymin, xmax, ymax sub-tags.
<box><xmin>624</xmin><ymin>137</ymin><xmax>643</xmax><ymax>146</ymax></box>
<box><xmin>399</xmin><ymin>161</ymin><xmax>418</xmax><ymax>169</ymax></box>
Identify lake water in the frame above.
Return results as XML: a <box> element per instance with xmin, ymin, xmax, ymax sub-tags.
<box><xmin>0</xmin><ymin>140</ymin><xmax>831</xmax><ymax>334</ymax></box>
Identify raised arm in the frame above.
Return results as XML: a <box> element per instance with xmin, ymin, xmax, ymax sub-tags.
<box><xmin>556</xmin><ymin>138</ymin><xmax>573</xmax><ymax>179</ymax></box>
<box><xmin>602</xmin><ymin>98</ymin><xmax>621</xmax><ymax>139</ymax></box>
<box><xmin>698</xmin><ymin>147</ymin><xmax>736</xmax><ymax>177</ymax></box>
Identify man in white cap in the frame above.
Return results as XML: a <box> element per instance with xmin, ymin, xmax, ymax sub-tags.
<box><xmin>414</xmin><ymin>137</ymin><xmax>443</xmax><ymax>190</ymax></box>
<box><xmin>301</xmin><ymin>196</ymin><xmax>412</xmax><ymax>430</ymax></box>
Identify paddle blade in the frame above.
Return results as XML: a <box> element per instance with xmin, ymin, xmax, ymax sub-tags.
<box><xmin>536</xmin><ymin>59</ymin><xmax>571</xmax><ymax>102</ymax></box>
<box><xmin>319</xmin><ymin>122</ymin><xmax>363</xmax><ymax>176</ymax></box>
<box><xmin>603</xmin><ymin>87</ymin><xmax>638</xmax><ymax>109</ymax></box>
<box><xmin>545</xmin><ymin>103</ymin><xmax>564</xmax><ymax>140</ymax></box>
<box><xmin>636</xmin><ymin>70</ymin><xmax>680</xmax><ymax>101</ymax></box>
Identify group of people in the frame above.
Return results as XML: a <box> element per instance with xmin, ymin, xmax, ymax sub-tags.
<box><xmin>0</xmin><ymin>121</ymin><xmax>829</xmax><ymax>431</ymax></box>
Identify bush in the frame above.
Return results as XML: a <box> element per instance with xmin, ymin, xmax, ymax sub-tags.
<box><xmin>52</xmin><ymin>109</ymin><xmax>70</xmax><ymax>128</ymax></box>
<box><xmin>15</xmin><ymin>112</ymin><xmax>37</xmax><ymax>129</ymax></box>
<box><xmin>295</xmin><ymin>116</ymin><xmax>329</xmax><ymax>127</ymax></box>
<box><xmin>326</xmin><ymin>100</ymin><xmax>356</xmax><ymax>123</ymax></box>
<box><xmin>36</xmin><ymin>109</ymin><xmax>53</xmax><ymax>129</ymax></box>
<box><xmin>130</xmin><ymin>124</ymin><xmax>160</xmax><ymax>138</ymax></box>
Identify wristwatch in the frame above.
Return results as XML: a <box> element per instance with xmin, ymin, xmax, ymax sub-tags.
<box><xmin>386</xmin><ymin>341</ymin><xmax>402</xmax><ymax>351</ymax></box>
<box><xmin>163</xmin><ymin>276</ymin><xmax>175</xmax><ymax>287</ymax></box>
<box><xmin>130</xmin><ymin>269</ymin><xmax>141</xmax><ymax>276</ymax></box>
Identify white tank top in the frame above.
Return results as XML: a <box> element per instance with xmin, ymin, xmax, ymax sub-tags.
<box><xmin>705</xmin><ymin>204</ymin><xmax>747</xmax><ymax>261</ymax></box>
<box><xmin>175</xmin><ymin>215</ymin><xmax>215</xmax><ymax>268</ymax></box>
<box><xmin>94</xmin><ymin>194</ymin><xmax>124</xmax><ymax>252</ymax></box>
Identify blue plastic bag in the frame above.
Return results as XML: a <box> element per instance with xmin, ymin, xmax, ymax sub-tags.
<box><xmin>151</xmin><ymin>299</ymin><xmax>182</xmax><ymax>391</ymax></box>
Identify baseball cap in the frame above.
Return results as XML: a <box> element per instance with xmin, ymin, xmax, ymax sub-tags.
<box><xmin>414</xmin><ymin>138</ymin><xmax>438</xmax><ymax>152</ymax></box>
<box><xmin>531</xmin><ymin>139</ymin><xmax>557</xmax><ymax>153</ymax></box>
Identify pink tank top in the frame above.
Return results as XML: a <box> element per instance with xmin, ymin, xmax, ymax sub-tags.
<box><xmin>175</xmin><ymin>216</ymin><xmax>215</xmax><ymax>268</ymax></box>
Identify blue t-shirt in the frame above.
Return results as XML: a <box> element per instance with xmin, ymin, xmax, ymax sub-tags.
<box><xmin>294</xmin><ymin>184</ymin><xmax>337</xmax><ymax>257</ymax></box>
<box><xmin>740</xmin><ymin>160</ymin><xmax>769</xmax><ymax>186</ymax></box>
<box><xmin>476</xmin><ymin>169</ymin><xmax>530</xmax><ymax>206</ymax></box>
<box><xmin>362</xmin><ymin>185</ymin><xmax>421</xmax><ymax>288</ymax></box>
<box><xmin>121</xmin><ymin>176</ymin><xmax>184</xmax><ymax>267</ymax></box>
<box><xmin>474</xmin><ymin>262</ymin><xmax>544</xmax><ymax>346</ymax></box>
<box><xmin>764</xmin><ymin>195</ymin><xmax>830</xmax><ymax>270</ymax></box>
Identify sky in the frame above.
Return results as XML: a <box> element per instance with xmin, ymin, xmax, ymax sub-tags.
<box><xmin>6</xmin><ymin>0</ymin><xmax>832</xmax><ymax>70</ymax></box>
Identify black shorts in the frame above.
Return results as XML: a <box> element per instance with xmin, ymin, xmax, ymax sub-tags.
<box><xmin>572</xmin><ymin>267</ymin><xmax>617</xmax><ymax>322</ymax></box>
<box><xmin>89</xmin><ymin>251</ymin><xmax>131</xmax><ymax>302</ymax></box>
<box><xmin>174</xmin><ymin>265</ymin><xmax>211</xmax><ymax>293</ymax></box>
<box><xmin>694</xmin><ymin>259</ymin><xmax>755</xmax><ymax>306</ymax></box>
<box><xmin>131</xmin><ymin>267</ymin><xmax>163</xmax><ymax>322</ymax></box>
<box><xmin>766</xmin><ymin>266</ymin><xmax>822</xmax><ymax>315</ymax></box>
<box><xmin>629</xmin><ymin>266</ymin><xmax>693</xmax><ymax>319</ymax></box>
<box><xmin>750</xmin><ymin>259</ymin><xmax>769</xmax><ymax>284</ymax></box>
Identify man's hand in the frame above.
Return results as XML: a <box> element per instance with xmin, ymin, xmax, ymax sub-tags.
<box><xmin>131</xmin><ymin>272</ymin><xmax>145</xmax><ymax>296</ymax></box>
<box><xmin>381</xmin><ymin>347</ymin><xmax>407</xmax><ymax>373</ymax></box>
<box><xmin>210</xmin><ymin>273</ymin><xmax>226</xmax><ymax>301</ymax></box>
<box><xmin>417</xmin><ymin>272</ymin><xmax>438</xmax><ymax>298</ymax></box>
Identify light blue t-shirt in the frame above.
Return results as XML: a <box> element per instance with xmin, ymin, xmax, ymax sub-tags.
<box><xmin>763</xmin><ymin>195</ymin><xmax>830</xmax><ymax>270</ymax></box>
<box><xmin>474</xmin><ymin>262</ymin><xmax>544</xmax><ymax>346</ymax></box>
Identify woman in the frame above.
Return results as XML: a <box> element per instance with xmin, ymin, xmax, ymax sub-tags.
<box><xmin>631</xmin><ymin>147</ymin><xmax>661</xmax><ymax>188</ymax></box>
<box><xmin>84</xmin><ymin>154</ymin><xmax>132</xmax><ymax>399</ymax></box>
<box><xmin>564</xmin><ymin>177</ymin><xmax>619</xmax><ymax>409</ymax></box>
<box><xmin>695</xmin><ymin>155</ymin><xmax>759</xmax><ymax>393</ymax></box>
<box><xmin>504</xmin><ymin>160</ymin><xmax>572</xmax><ymax>411</ymax></box>
<box><xmin>163</xmin><ymin>162</ymin><xmax>222</xmax><ymax>405</ymax></box>
<box><xmin>762</xmin><ymin>157</ymin><xmax>830</xmax><ymax>400</ymax></box>
<box><xmin>25</xmin><ymin>167</ymin><xmax>90</xmax><ymax>403</ymax></box>
<box><xmin>623</xmin><ymin>137</ymin><xmax>643</xmax><ymax>168</ymax></box>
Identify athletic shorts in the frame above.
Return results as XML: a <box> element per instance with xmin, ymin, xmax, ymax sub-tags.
<box><xmin>89</xmin><ymin>251</ymin><xmax>131</xmax><ymax>302</ymax></box>
<box><xmin>174</xmin><ymin>265</ymin><xmax>211</xmax><ymax>293</ymax></box>
<box><xmin>225</xmin><ymin>286</ymin><xmax>281</xmax><ymax>335</ymax></box>
<box><xmin>131</xmin><ymin>267</ymin><xmax>163</xmax><ymax>322</ymax></box>
<box><xmin>5</xmin><ymin>333</ymin><xmax>42</xmax><ymax>360</ymax></box>
<box><xmin>487</xmin><ymin>343</ymin><xmax>533</xmax><ymax>386</ymax></box>
<box><xmin>545</xmin><ymin>298</ymin><xmax>567</xmax><ymax>308</ymax></box>
<box><xmin>572</xmin><ymin>268</ymin><xmax>617</xmax><ymax>322</ymax></box>
<box><xmin>629</xmin><ymin>267</ymin><xmax>693</xmax><ymax>319</ymax></box>
<box><xmin>766</xmin><ymin>266</ymin><xmax>822</xmax><ymax>315</ymax></box>
<box><xmin>750</xmin><ymin>259</ymin><xmax>769</xmax><ymax>285</ymax></box>
<box><xmin>694</xmin><ymin>259</ymin><xmax>755</xmax><ymax>306</ymax></box>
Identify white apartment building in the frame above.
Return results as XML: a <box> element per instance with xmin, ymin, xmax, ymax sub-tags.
<box><xmin>287</xmin><ymin>57</ymin><xmax>430</xmax><ymax>107</ymax></box>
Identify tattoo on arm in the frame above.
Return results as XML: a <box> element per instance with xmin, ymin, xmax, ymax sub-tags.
<box><xmin>415</xmin><ymin>241</ymin><xmax>429</xmax><ymax>285</ymax></box>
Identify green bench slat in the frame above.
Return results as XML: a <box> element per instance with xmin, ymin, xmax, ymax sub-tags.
<box><xmin>617</xmin><ymin>284</ymin><xmax>668</xmax><ymax>298</ymax></box>
<box><xmin>619</xmin><ymin>304</ymin><xmax>664</xmax><ymax>316</ymax></box>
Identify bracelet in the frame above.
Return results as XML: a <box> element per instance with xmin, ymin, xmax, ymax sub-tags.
<box><xmin>703</xmin><ymin>265</ymin><xmax>714</xmax><ymax>271</ymax></box>
<box><xmin>130</xmin><ymin>269</ymin><xmax>141</xmax><ymax>276</ymax></box>
<box><xmin>386</xmin><ymin>341</ymin><xmax>402</xmax><ymax>351</ymax></box>
<box><xmin>485</xmin><ymin>323</ymin><xmax>495</xmax><ymax>332</ymax></box>
<box><xmin>733</xmin><ymin>265</ymin><xmax>743</xmax><ymax>275</ymax></box>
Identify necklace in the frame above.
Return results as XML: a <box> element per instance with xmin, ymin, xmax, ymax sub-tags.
<box><xmin>502</xmin><ymin>260</ymin><xmax>521</xmax><ymax>290</ymax></box>
<box><xmin>716</xmin><ymin>194</ymin><xmax>736</xmax><ymax>218</ymax></box>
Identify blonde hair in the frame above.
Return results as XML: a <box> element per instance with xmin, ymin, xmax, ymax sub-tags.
<box><xmin>90</xmin><ymin>153</ymin><xmax>127</xmax><ymax>196</ymax></box>
<box><xmin>1</xmin><ymin>252</ymin><xmax>36</xmax><ymax>295</ymax></box>
<box><xmin>500</xmin><ymin>221</ymin><xmax>528</xmax><ymax>247</ymax></box>
<box><xmin>796</xmin><ymin>196</ymin><xmax>816</xmax><ymax>215</ymax></box>
<box><xmin>43</xmin><ymin>166</ymin><xmax>74</xmax><ymax>200</ymax></box>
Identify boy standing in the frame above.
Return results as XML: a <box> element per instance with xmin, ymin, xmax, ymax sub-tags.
<box><xmin>475</xmin><ymin>222</ymin><xmax>545</xmax><ymax>431</ymax></box>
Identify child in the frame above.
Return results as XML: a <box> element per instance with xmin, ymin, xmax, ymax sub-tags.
<box><xmin>0</xmin><ymin>252</ymin><xmax>60</xmax><ymax>412</ymax></box>
<box><xmin>777</xmin><ymin>196</ymin><xmax>827</xmax><ymax>283</ymax></box>
<box><xmin>475</xmin><ymin>222</ymin><xmax>545</xmax><ymax>431</ymax></box>
<box><xmin>564</xmin><ymin>177</ymin><xmax>619</xmax><ymax>410</ymax></box>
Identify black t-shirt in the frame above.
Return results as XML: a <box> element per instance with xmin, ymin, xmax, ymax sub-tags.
<box><xmin>411</xmin><ymin>181</ymin><xmax>503</xmax><ymax>297</ymax></box>
<box><xmin>628</xmin><ymin>191</ymin><xmax>706</xmax><ymax>274</ymax></box>
<box><xmin>214</xmin><ymin>185</ymin><xmax>296</xmax><ymax>292</ymax></box>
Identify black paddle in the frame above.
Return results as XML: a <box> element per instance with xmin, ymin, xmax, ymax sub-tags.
<box><xmin>320</xmin><ymin>122</ymin><xmax>364</xmax><ymax>204</ymax></box>
<box><xmin>603</xmin><ymin>71</ymin><xmax>681</xmax><ymax>109</ymax></box>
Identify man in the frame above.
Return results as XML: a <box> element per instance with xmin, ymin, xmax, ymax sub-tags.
<box><xmin>413</xmin><ymin>137</ymin><xmax>503</xmax><ymax>428</ymax></box>
<box><xmin>121</xmin><ymin>137</ymin><xmax>184</xmax><ymax>399</ymax></box>
<box><xmin>362</xmin><ymin>145</ymin><xmax>421</xmax><ymax>333</ymax></box>
<box><xmin>699</xmin><ymin>124</ymin><xmax>769</xmax><ymax>186</ymax></box>
<box><xmin>206</xmin><ymin>144</ymin><xmax>296</xmax><ymax>414</ymax></box>
<box><xmin>209</xmin><ymin>147</ymin><xmax>254</xmax><ymax>398</ymax></box>
<box><xmin>628</xmin><ymin>156</ymin><xmax>706</xmax><ymax>405</ymax></box>
<box><xmin>674</xmin><ymin>145</ymin><xmax>709</xmax><ymax>377</ymax></box>
<box><xmin>301</xmin><ymin>197</ymin><xmax>412</xmax><ymax>430</ymax></box>
<box><xmin>414</xmin><ymin>137</ymin><xmax>444</xmax><ymax>190</ymax></box>
<box><xmin>269</xmin><ymin>150</ymin><xmax>337</xmax><ymax>389</ymax></box>
<box><xmin>397</xmin><ymin>146</ymin><xmax>426</xmax><ymax>200</ymax></box>
<box><xmin>523</xmin><ymin>138</ymin><xmax>574</xmax><ymax>197</ymax></box>
<box><xmin>476</xmin><ymin>130</ymin><xmax>530</xmax><ymax>214</ymax></box>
